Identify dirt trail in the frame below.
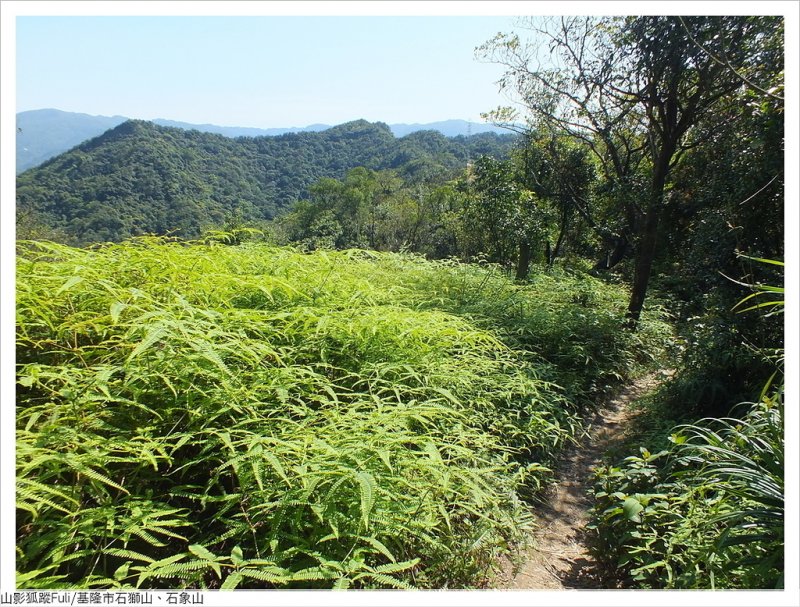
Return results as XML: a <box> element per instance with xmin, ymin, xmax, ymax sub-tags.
<box><xmin>496</xmin><ymin>372</ymin><xmax>667</xmax><ymax>589</ymax></box>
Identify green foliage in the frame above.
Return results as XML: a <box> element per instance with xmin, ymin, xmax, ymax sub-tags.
<box><xmin>459</xmin><ymin>155</ymin><xmax>553</xmax><ymax>269</ymax></box>
<box><xmin>652</xmin><ymin>255</ymin><xmax>783</xmax><ymax>419</ymax></box>
<box><xmin>278</xmin><ymin>168</ymin><xmax>476</xmax><ymax>261</ymax></box>
<box><xmin>480</xmin><ymin>16</ymin><xmax>783</xmax><ymax>322</ymax></box>
<box><xmin>588</xmin><ymin>257</ymin><xmax>784</xmax><ymax>589</ymax></box>
<box><xmin>276</xmin><ymin>140</ymin><xmax>602</xmax><ymax>284</ymax></box>
<box><xmin>588</xmin><ymin>395</ymin><xmax>783</xmax><ymax>589</ymax></box>
<box><xmin>647</xmin><ymin>16</ymin><xmax>784</xmax><ymax>411</ymax></box>
<box><xmin>16</xmin><ymin>238</ymin><xmax>661</xmax><ymax>589</ymax></box>
<box><xmin>16</xmin><ymin>120</ymin><xmax>516</xmax><ymax>246</ymax></box>
<box><xmin>14</xmin><ymin>15</ymin><xmax>784</xmax><ymax>592</ymax></box>
<box><xmin>278</xmin><ymin>167</ymin><xmax>409</xmax><ymax>251</ymax></box>
<box><xmin>400</xmin><ymin>261</ymin><xmax>672</xmax><ymax>406</ymax></box>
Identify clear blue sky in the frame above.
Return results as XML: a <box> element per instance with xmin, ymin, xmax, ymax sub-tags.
<box><xmin>16</xmin><ymin>15</ymin><xmax>523</xmax><ymax>128</ymax></box>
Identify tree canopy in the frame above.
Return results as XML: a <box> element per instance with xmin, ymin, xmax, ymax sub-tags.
<box><xmin>478</xmin><ymin>15</ymin><xmax>784</xmax><ymax>323</ymax></box>
<box><xmin>16</xmin><ymin>119</ymin><xmax>517</xmax><ymax>245</ymax></box>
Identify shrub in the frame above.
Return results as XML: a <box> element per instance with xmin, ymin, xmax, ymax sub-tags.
<box><xmin>588</xmin><ymin>394</ymin><xmax>783</xmax><ymax>589</ymax></box>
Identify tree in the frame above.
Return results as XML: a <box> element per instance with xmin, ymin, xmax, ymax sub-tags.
<box><xmin>478</xmin><ymin>18</ymin><xmax>648</xmax><ymax>274</ymax></box>
<box><xmin>280</xmin><ymin>167</ymin><xmax>418</xmax><ymax>251</ymax></box>
<box><xmin>517</xmin><ymin>133</ymin><xmax>595</xmax><ymax>267</ymax></box>
<box><xmin>463</xmin><ymin>155</ymin><xmax>553</xmax><ymax>280</ymax></box>
<box><xmin>479</xmin><ymin>16</ymin><xmax>783</xmax><ymax>325</ymax></box>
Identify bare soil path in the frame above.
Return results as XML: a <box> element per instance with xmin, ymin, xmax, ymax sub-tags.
<box><xmin>495</xmin><ymin>371</ymin><xmax>668</xmax><ymax>589</ymax></box>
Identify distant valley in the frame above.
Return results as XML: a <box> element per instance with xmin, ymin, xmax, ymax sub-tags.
<box><xmin>16</xmin><ymin>108</ymin><xmax>511</xmax><ymax>174</ymax></box>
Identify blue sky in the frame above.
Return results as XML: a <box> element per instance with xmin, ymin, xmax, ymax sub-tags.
<box><xmin>16</xmin><ymin>15</ymin><xmax>522</xmax><ymax>128</ymax></box>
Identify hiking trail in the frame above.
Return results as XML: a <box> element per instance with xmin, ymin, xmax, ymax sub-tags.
<box><xmin>495</xmin><ymin>371</ymin><xmax>670</xmax><ymax>589</ymax></box>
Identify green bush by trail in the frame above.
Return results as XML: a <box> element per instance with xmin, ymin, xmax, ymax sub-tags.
<box><xmin>587</xmin><ymin>259</ymin><xmax>784</xmax><ymax>589</ymax></box>
<box><xmin>16</xmin><ymin>237</ymin><xmax>669</xmax><ymax>589</ymax></box>
<box><xmin>588</xmin><ymin>394</ymin><xmax>783</xmax><ymax>589</ymax></box>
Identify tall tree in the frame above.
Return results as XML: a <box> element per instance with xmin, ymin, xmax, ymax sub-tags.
<box><xmin>478</xmin><ymin>18</ymin><xmax>648</xmax><ymax>274</ymax></box>
<box><xmin>479</xmin><ymin>16</ymin><xmax>783</xmax><ymax>325</ymax></box>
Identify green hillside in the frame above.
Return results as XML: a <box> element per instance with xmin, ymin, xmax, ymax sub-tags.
<box><xmin>16</xmin><ymin>119</ymin><xmax>516</xmax><ymax>244</ymax></box>
<box><xmin>15</xmin><ymin>108</ymin><xmax>513</xmax><ymax>174</ymax></box>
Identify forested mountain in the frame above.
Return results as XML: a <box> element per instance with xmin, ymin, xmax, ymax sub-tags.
<box><xmin>16</xmin><ymin>108</ymin><xmax>510</xmax><ymax>173</ymax></box>
<box><xmin>16</xmin><ymin>118</ymin><xmax>516</xmax><ymax>244</ymax></box>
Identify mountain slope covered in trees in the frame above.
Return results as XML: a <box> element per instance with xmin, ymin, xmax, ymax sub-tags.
<box><xmin>16</xmin><ymin>108</ymin><xmax>511</xmax><ymax>173</ymax></box>
<box><xmin>16</xmin><ymin>119</ymin><xmax>516</xmax><ymax>244</ymax></box>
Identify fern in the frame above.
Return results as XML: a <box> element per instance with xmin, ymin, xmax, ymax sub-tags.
<box><xmin>355</xmin><ymin>471</ymin><xmax>377</xmax><ymax>530</ymax></box>
<box><xmin>239</xmin><ymin>568</ymin><xmax>292</xmax><ymax>584</ymax></box>
<box><xmin>220</xmin><ymin>571</ymin><xmax>243</xmax><ymax>589</ymax></box>
<box><xmin>101</xmin><ymin>548</ymin><xmax>156</xmax><ymax>564</ymax></box>
<box><xmin>16</xmin><ymin>239</ymin><xmax>670</xmax><ymax>589</ymax></box>
<box><xmin>138</xmin><ymin>559</ymin><xmax>212</xmax><ymax>584</ymax></box>
<box><xmin>353</xmin><ymin>571</ymin><xmax>414</xmax><ymax>589</ymax></box>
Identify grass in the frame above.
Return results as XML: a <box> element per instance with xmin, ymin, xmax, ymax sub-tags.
<box><xmin>16</xmin><ymin>237</ymin><xmax>670</xmax><ymax>589</ymax></box>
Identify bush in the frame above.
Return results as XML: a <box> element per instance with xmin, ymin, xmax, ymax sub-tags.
<box><xmin>588</xmin><ymin>392</ymin><xmax>783</xmax><ymax>589</ymax></box>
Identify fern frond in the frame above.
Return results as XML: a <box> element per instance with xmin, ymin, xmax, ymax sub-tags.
<box><xmin>355</xmin><ymin>471</ymin><xmax>377</xmax><ymax>530</ymax></box>
<box><xmin>239</xmin><ymin>568</ymin><xmax>292</xmax><ymax>584</ymax></box>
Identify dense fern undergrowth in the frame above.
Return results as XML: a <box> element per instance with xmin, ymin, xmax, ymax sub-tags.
<box><xmin>16</xmin><ymin>237</ymin><xmax>670</xmax><ymax>589</ymax></box>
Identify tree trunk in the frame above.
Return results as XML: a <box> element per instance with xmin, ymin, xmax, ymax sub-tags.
<box><xmin>626</xmin><ymin>205</ymin><xmax>661</xmax><ymax>326</ymax></box>
<box><xmin>627</xmin><ymin>146</ymin><xmax>673</xmax><ymax>326</ymax></box>
<box><xmin>516</xmin><ymin>241</ymin><xmax>532</xmax><ymax>281</ymax></box>
<box><xmin>549</xmin><ymin>207</ymin><xmax>569</xmax><ymax>267</ymax></box>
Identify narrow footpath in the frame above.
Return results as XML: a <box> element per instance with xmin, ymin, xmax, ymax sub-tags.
<box><xmin>496</xmin><ymin>372</ymin><xmax>667</xmax><ymax>589</ymax></box>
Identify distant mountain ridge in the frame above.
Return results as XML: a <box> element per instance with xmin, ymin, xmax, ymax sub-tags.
<box><xmin>16</xmin><ymin>108</ymin><xmax>510</xmax><ymax>173</ymax></box>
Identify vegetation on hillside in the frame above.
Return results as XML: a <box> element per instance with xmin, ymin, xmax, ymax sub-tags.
<box><xmin>473</xmin><ymin>15</ymin><xmax>785</xmax><ymax>590</ymax></box>
<box><xmin>588</xmin><ymin>260</ymin><xmax>784</xmax><ymax>589</ymax></box>
<box><xmin>15</xmin><ymin>238</ymin><xmax>669</xmax><ymax>589</ymax></box>
<box><xmin>16</xmin><ymin>120</ymin><xmax>516</xmax><ymax>245</ymax></box>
